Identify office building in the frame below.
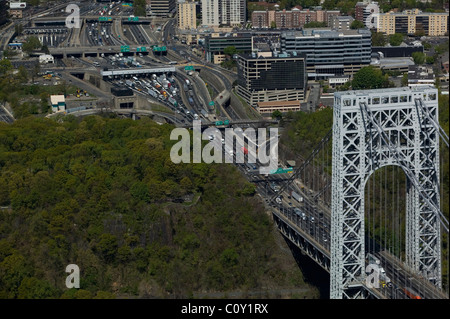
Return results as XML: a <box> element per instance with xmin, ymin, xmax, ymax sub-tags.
<box><xmin>204</xmin><ymin>32</ymin><xmax>253</xmax><ymax>62</ymax></box>
<box><xmin>376</xmin><ymin>9</ymin><xmax>449</xmax><ymax>36</ymax></box>
<box><xmin>178</xmin><ymin>0</ymin><xmax>197</xmax><ymax>30</ymax></box>
<box><xmin>280</xmin><ymin>28</ymin><xmax>372</xmax><ymax>79</ymax></box>
<box><xmin>236</xmin><ymin>51</ymin><xmax>307</xmax><ymax>108</ymax></box>
<box><xmin>150</xmin><ymin>0</ymin><xmax>176</xmax><ymax>17</ymax></box>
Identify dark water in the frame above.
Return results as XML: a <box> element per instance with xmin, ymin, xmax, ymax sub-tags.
<box><xmin>284</xmin><ymin>237</ymin><xmax>330</xmax><ymax>299</ymax></box>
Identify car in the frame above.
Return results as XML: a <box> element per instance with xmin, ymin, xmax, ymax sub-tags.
<box><xmin>288</xmin><ymin>202</ymin><xmax>292</xmax><ymax>206</ymax></box>
<box><xmin>310</xmin><ymin>216</ymin><xmax>315</xmax><ymax>223</ymax></box>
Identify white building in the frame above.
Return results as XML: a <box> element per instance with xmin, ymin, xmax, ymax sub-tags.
<box><xmin>50</xmin><ymin>95</ymin><xmax>66</xmax><ymax>113</ymax></box>
<box><xmin>39</xmin><ymin>54</ymin><xmax>54</xmax><ymax>64</ymax></box>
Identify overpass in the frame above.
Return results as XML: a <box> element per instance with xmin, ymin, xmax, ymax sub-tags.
<box><xmin>48</xmin><ymin>45</ymin><xmax>152</xmax><ymax>58</ymax></box>
<box><xmin>46</xmin><ymin>107</ymin><xmax>184</xmax><ymax>124</ymax></box>
<box><xmin>32</xmin><ymin>16</ymin><xmax>151</xmax><ymax>26</ymax></box>
<box><xmin>100</xmin><ymin>67</ymin><xmax>176</xmax><ymax>77</ymax></box>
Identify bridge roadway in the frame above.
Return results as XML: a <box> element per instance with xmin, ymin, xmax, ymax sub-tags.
<box><xmin>268</xmin><ymin>182</ymin><xmax>448</xmax><ymax>299</ymax></box>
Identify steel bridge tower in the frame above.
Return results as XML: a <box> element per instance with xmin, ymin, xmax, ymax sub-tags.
<box><xmin>331</xmin><ymin>86</ymin><xmax>442</xmax><ymax>299</ymax></box>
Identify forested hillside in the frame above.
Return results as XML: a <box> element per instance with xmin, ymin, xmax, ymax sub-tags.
<box><xmin>0</xmin><ymin>115</ymin><xmax>317</xmax><ymax>298</ymax></box>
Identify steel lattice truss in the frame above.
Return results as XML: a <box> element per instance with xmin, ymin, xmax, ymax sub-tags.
<box><xmin>331</xmin><ymin>87</ymin><xmax>443</xmax><ymax>299</ymax></box>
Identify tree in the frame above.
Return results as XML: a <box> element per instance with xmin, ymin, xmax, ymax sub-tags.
<box><xmin>412</xmin><ymin>51</ymin><xmax>426</xmax><ymax>65</ymax></box>
<box><xmin>426</xmin><ymin>56</ymin><xmax>435</xmax><ymax>64</ymax></box>
<box><xmin>223</xmin><ymin>46</ymin><xmax>237</xmax><ymax>57</ymax></box>
<box><xmin>18</xmin><ymin>65</ymin><xmax>28</xmax><ymax>83</ymax></box>
<box><xmin>270</xmin><ymin>21</ymin><xmax>277</xmax><ymax>29</ymax></box>
<box><xmin>351</xmin><ymin>66</ymin><xmax>389</xmax><ymax>89</ymax></box>
<box><xmin>350</xmin><ymin>20</ymin><xmax>365</xmax><ymax>29</ymax></box>
<box><xmin>372</xmin><ymin>32</ymin><xmax>387</xmax><ymax>47</ymax></box>
<box><xmin>401</xmin><ymin>73</ymin><xmax>409</xmax><ymax>86</ymax></box>
<box><xmin>31</xmin><ymin>63</ymin><xmax>41</xmax><ymax>82</ymax></box>
<box><xmin>134</xmin><ymin>0</ymin><xmax>146</xmax><ymax>16</ymax></box>
<box><xmin>22</xmin><ymin>36</ymin><xmax>42</xmax><ymax>55</ymax></box>
<box><xmin>389</xmin><ymin>33</ymin><xmax>404</xmax><ymax>46</ymax></box>
<box><xmin>272</xmin><ymin>110</ymin><xmax>282</xmax><ymax>120</ymax></box>
<box><xmin>0</xmin><ymin>58</ymin><xmax>12</xmax><ymax>76</ymax></box>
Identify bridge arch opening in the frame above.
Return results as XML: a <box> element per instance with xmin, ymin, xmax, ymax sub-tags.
<box><xmin>364</xmin><ymin>164</ymin><xmax>407</xmax><ymax>263</ymax></box>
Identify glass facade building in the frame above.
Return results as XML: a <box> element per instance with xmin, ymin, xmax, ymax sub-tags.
<box><xmin>236</xmin><ymin>52</ymin><xmax>307</xmax><ymax>108</ymax></box>
<box><xmin>280</xmin><ymin>29</ymin><xmax>372</xmax><ymax>79</ymax></box>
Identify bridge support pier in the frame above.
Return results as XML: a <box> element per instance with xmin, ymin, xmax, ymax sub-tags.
<box><xmin>330</xmin><ymin>87</ymin><xmax>442</xmax><ymax>299</ymax></box>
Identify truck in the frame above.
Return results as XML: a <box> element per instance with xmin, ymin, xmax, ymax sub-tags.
<box><xmin>185</xmin><ymin>79</ymin><xmax>190</xmax><ymax>86</ymax></box>
<box><xmin>291</xmin><ymin>191</ymin><xmax>303</xmax><ymax>203</ymax></box>
<box><xmin>188</xmin><ymin>97</ymin><xmax>194</xmax><ymax>105</ymax></box>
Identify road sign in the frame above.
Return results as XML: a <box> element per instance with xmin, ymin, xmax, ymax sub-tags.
<box><xmin>269</xmin><ymin>167</ymin><xmax>293</xmax><ymax>174</ymax></box>
<box><xmin>215</xmin><ymin>121</ymin><xmax>223</xmax><ymax>126</ymax></box>
<box><xmin>128</xmin><ymin>17</ymin><xmax>139</xmax><ymax>22</ymax></box>
<box><xmin>208</xmin><ymin>101</ymin><xmax>214</xmax><ymax>106</ymax></box>
<box><xmin>120</xmin><ymin>45</ymin><xmax>130</xmax><ymax>52</ymax></box>
<box><xmin>185</xmin><ymin>65</ymin><xmax>194</xmax><ymax>71</ymax></box>
<box><xmin>224</xmin><ymin>119</ymin><xmax>230</xmax><ymax>125</ymax></box>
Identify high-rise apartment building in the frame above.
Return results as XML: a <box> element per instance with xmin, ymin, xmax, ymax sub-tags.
<box><xmin>220</xmin><ymin>0</ymin><xmax>246</xmax><ymax>26</ymax></box>
<box><xmin>281</xmin><ymin>29</ymin><xmax>372</xmax><ymax>79</ymax></box>
<box><xmin>201</xmin><ymin>0</ymin><xmax>246</xmax><ymax>27</ymax></box>
<box><xmin>251</xmin><ymin>8</ymin><xmax>340</xmax><ymax>29</ymax></box>
<box><xmin>376</xmin><ymin>9</ymin><xmax>449</xmax><ymax>36</ymax></box>
<box><xmin>236</xmin><ymin>52</ymin><xmax>308</xmax><ymax>107</ymax></box>
<box><xmin>202</xmin><ymin>0</ymin><xmax>220</xmax><ymax>26</ymax></box>
<box><xmin>178</xmin><ymin>0</ymin><xmax>197</xmax><ymax>30</ymax></box>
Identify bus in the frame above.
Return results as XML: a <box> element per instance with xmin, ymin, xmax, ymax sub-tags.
<box><xmin>168</xmin><ymin>61</ymin><xmax>177</xmax><ymax>65</ymax></box>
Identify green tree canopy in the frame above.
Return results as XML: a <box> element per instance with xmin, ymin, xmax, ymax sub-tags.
<box><xmin>350</xmin><ymin>20</ymin><xmax>365</xmax><ymax>29</ymax></box>
<box><xmin>412</xmin><ymin>51</ymin><xmax>426</xmax><ymax>65</ymax></box>
<box><xmin>372</xmin><ymin>32</ymin><xmax>387</xmax><ymax>47</ymax></box>
<box><xmin>22</xmin><ymin>36</ymin><xmax>42</xmax><ymax>55</ymax></box>
<box><xmin>351</xmin><ymin>66</ymin><xmax>389</xmax><ymax>89</ymax></box>
<box><xmin>389</xmin><ymin>33</ymin><xmax>404</xmax><ymax>46</ymax></box>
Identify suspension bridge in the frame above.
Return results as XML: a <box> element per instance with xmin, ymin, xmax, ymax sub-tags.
<box><xmin>265</xmin><ymin>86</ymin><xmax>449</xmax><ymax>299</ymax></box>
